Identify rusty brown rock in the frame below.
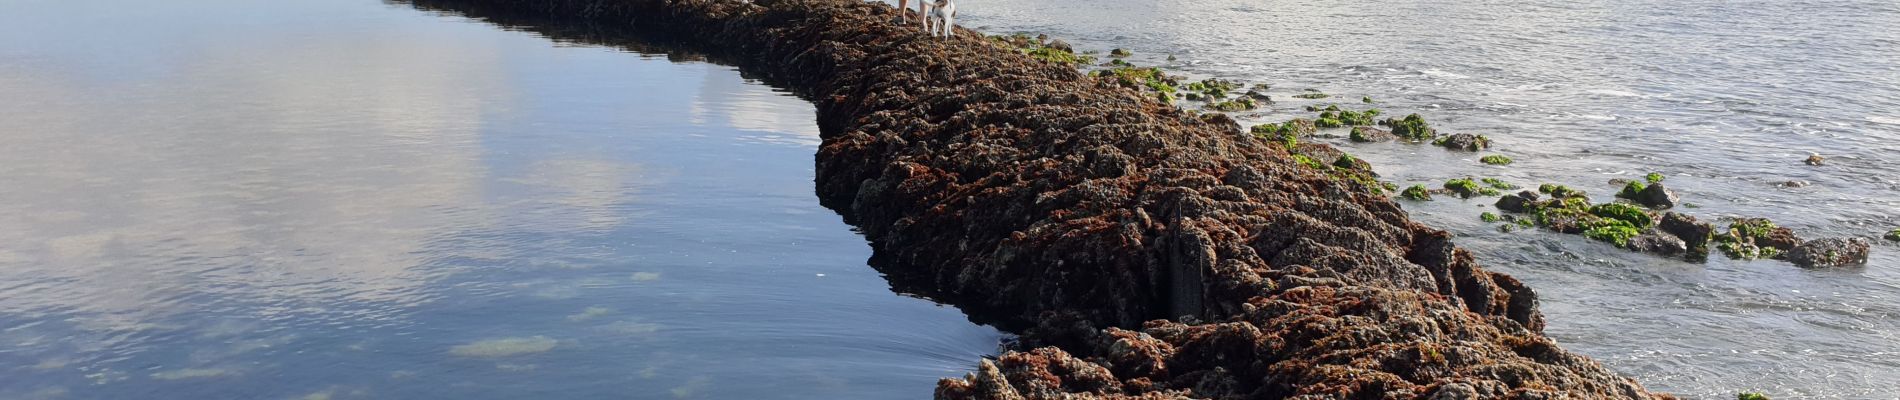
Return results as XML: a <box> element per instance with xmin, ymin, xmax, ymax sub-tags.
<box><xmin>398</xmin><ymin>0</ymin><xmax>1668</xmax><ymax>398</ymax></box>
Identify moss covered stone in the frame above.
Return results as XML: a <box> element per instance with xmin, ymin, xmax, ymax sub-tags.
<box><xmin>1209</xmin><ymin>97</ymin><xmax>1257</xmax><ymax>111</ymax></box>
<box><xmin>1583</xmin><ymin>220</ymin><xmax>1643</xmax><ymax>247</ymax></box>
<box><xmin>1383</xmin><ymin>113</ymin><xmax>1436</xmax><ymax>141</ymax></box>
<box><xmin>1616</xmin><ymin>180</ymin><xmax>1646</xmax><ymax>199</ymax></box>
<box><xmin>1886</xmin><ymin>229</ymin><xmax>1900</xmax><ymax>242</ymax></box>
<box><xmin>1645</xmin><ymin>172</ymin><xmax>1665</xmax><ymax>184</ymax></box>
<box><xmin>1481</xmin><ymin>212</ymin><xmax>1501</xmax><ymax>223</ymax></box>
<box><xmin>1444</xmin><ymin>178</ymin><xmax>1481</xmax><ymax>198</ymax></box>
<box><xmin>1401</xmin><ymin>185</ymin><xmax>1432</xmax><ymax>201</ymax></box>
<box><xmin>1480</xmin><ymin>155</ymin><xmax>1513</xmax><ymax>165</ymax></box>
<box><xmin>1481</xmin><ymin>178</ymin><xmax>1518</xmax><ymax>190</ymax></box>
<box><xmin>1589</xmin><ymin>203</ymin><xmax>1653</xmax><ymax>229</ymax></box>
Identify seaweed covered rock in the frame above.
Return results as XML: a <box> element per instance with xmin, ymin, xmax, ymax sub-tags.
<box><xmin>1786</xmin><ymin>237</ymin><xmax>1871</xmax><ymax>268</ymax></box>
<box><xmin>1349</xmin><ymin>126</ymin><xmax>1395</xmax><ymax>142</ymax></box>
<box><xmin>1381</xmin><ymin>113</ymin><xmax>1436</xmax><ymax>140</ymax></box>
<box><xmin>1437</xmin><ymin>133</ymin><xmax>1490</xmax><ymax>151</ymax></box>
<box><xmin>399</xmin><ymin>0</ymin><xmax>1670</xmax><ymax>397</ymax></box>
<box><xmin>1658</xmin><ymin>212</ymin><xmax>1715</xmax><ymax>259</ymax></box>
<box><xmin>1715</xmin><ymin>218</ymin><xmax>1801</xmax><ymax>260</ymax></box>
<box><xmin>1495</xmin><ymin>190</ymin><xmax>1540</xmax><ymax>213</ymax></box>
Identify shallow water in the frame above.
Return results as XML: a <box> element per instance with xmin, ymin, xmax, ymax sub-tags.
<box><xmin>0</xmin><ymin>1</ymin><xmax>998</xmax><ymax>398</ymax></box>
<box><xmin>945</xmin><ymin>0</ymin><xmax>1900</xmax><ymax>397</ymax></box>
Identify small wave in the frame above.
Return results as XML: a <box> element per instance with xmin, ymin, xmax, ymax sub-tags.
<box><xmin>1587</xmin><ymin>89</ymin><xmax>1645</xmax><ymax>98</ymax></box>
<box><xmin>1421</xmin><ymin>69</ymin><xmax>1469</xmax><ymax>79</ymax></box>
<box><xmin>1867</xmin><ymin>116</ymin><xmax>1900</xmax><ymax>125</ymax></box>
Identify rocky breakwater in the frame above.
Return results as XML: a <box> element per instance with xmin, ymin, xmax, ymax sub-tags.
<box><xmin>398</xmin><ymin>0</ymin><xmax>1669</xmax><ymax>398</ymax></box>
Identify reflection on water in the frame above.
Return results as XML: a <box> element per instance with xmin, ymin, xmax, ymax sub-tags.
<box><xmin>0</xmin><ymin>0</ymin><xmax>996</xmax><ymax>398</ymax></box>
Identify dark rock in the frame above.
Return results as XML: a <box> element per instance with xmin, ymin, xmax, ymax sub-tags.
<box><xmin>1658</xmin><ymin>212</ymin><xmax>1714</xmax><ymax>258</ymax></box>
<box><xmin>1243</xmin><ymin>90</ymin><xmax>1270</xmax><ymax>101</ymax></box>
<box><xmin>1197</xmin><ymin>113</ymin><xmax>1241</xmax><ymax>134</ymax></box>
<box><xmin>1495</xmin><ymin>190</ymin><xmax>1540</xmax><ymax>213</ymax></box>
<box><xmin>1805</xmin><ymin>154</ymin><xmax>1824</xmax><ymax>166</ymax></box>
<box><xmin>1758</xmin><ymin>226</ymin><xmax>1802</xmax><ymax>252</ymax></box>
<box><xmin>1787</xmin><ymin>237</ymin><xmax>1871</xmax><ymax>268</ymax></box>
<box><xmin>1438</xmin><ymin>133</ymin><xmax>1489</xmax><ymax>151</ymax></box>
<box><xmin>1634</xmin><ymin>182</ymin><xmax>1679</xmax><ymax>209</ymax></box>
<box><xmin>1627</xmin><ymin>231</ymin><xmax>1688</xmax><ymax>257</ymax></box>
<box><xmin>1349</xmin><ymin>126</ymin><xmax>1396</xmax><ymax>142</ymax></box>
<box><xmin>1047</xmin><ymin>39</ymin><xmax>1072</xmax><ymax>52</ymax></box>
<box><xmin>1886</xmin><ymin>229</ymin><xmax>1900</xmax><ymax>242</ymax></box>
<box><xmin>1776</xmin><ymin>180</ymin><xmax>1810</xmax><ymax>188</ymax></box>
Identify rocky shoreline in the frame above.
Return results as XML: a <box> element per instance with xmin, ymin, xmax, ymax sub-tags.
<box><xmin>399</xmin><ymin>0</ymin><xmax>1669</xmax><ymax>397</ymax></box>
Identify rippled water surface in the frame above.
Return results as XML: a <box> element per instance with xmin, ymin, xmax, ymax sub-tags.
<box><xmin>0</xmin><ymin>1</ymin><xmax>1000</xmax><ymax>398</ymax></box>
<box><xmin>947</xmin><ymin>0</ymin><xmax>1900</xmax><ymax>397</ymax></box>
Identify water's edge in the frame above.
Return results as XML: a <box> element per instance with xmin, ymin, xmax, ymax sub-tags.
<box><xmin>396</xmin><ymin>0</ymin><xmax>1668</xmax><ymax>398</ymax></box>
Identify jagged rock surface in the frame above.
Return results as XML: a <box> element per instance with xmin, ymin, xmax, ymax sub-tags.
<box><xmin>397</xmin><ymin>0</ymin><xmax>1667</xmax><ymax>398</ymax></box>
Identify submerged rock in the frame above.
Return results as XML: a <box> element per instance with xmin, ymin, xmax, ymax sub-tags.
<box><xmin>1805</xmin><ymin>154</ymin><xmax>1825</xmax><ymax>166</ymax></box>
<box><xmin>1787</xmin><ymin>237</ymin><xmax>1871</xmax><ymax>268</ymax></box>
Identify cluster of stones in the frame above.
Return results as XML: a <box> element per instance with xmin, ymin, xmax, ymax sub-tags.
<box><xmin>1488</xmin><ymin>178</ymin><xmax>1871</xmax><ymax>268</ymax></box>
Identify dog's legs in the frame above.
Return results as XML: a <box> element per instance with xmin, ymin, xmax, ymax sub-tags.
<box><xmin>941</xmin><ymin>9</ymin><xmax>953</xmax><ymax>38</ymax></box>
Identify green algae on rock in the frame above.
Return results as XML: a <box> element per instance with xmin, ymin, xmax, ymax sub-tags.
<box><xmin>1401</xmin><ymin>184</ymin><xmax>1433</xmax><ymax>201</ymax></box>
<box><xmin>1481</xmin><ymin>155</ymin><xmax>1513</xmax><ymax>165</ymax></box>
<box><xmin>1382</xmin><ymin>113</ymin><xmax>1437</xmax><ymax>140</ymax></box>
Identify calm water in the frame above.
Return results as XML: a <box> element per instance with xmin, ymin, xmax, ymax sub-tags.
<box><xmin>0</xmin><ymin>1</ymin><xmax>998</xmax><ymax>398</ymax></box>
<box><xmin>949</xmin><ymin>0</ymin><xmax>1900</xmax><ymax>397</ymax></box>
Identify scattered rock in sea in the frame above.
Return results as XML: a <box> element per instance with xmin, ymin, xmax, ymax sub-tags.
<box><xmin>1046</xmin><ymin>39</ymin><xmax>1072</xmax><ymax>52</ymax></box>
<box><xmin>1435</xmin><ymin>133</ymin><xmax>1490</xmax><ymax>151</ymax></box>
<box><xmin>1886</xmin><ymin>229</ymin><xmax>1900</xmax><ymax>242</ymax></box>
<box><xmin>1715</xmin><ymin>218</ymin><xmax>1801</xmax><ymax>260</ymax></box>
<box><xmin>1658</xmin><ymin>212</ymin><xmax>1715</xmax><ymax>258</ymax></box>
<box><xmin>1381</xmin><ymin>113</ymin><xmax>1436</xmax><ymax>140</ymax></box>
<box><xmin>1634</xmin><ymin>182</ymin><xmax>1679</xmax><ymax>209</ymax></box>
<box><xmin>1495</xmin><ymin>190</ymin><xmax>1540</xmax><ymax>213</ymax></box>
<box><xmin>1775</xmin><ymin>180</ymin><xmax>1810</xmax><ymax>188</ymax></box>
<box><xmin>1349</xmin><ymin>126</ymin><xmax>1395</xmax><ymax>142</ymax></box>
<box><xmin>1627</xmin><ymin>231</ymin><xmax>1688</xmax><ymax>257</ymax></box>
<box><xmin>1805</xmin><ymin>154</ymin><xmax>1824</xmax><ymax>166</ymax></box>
<box><xmin>1787</xmin><ymin>237</ymin><xmax>1871</xmax><ymax>268</ymax></box>
<box><xmin>1480</xmin><ymin>155</ymin><xmax>1513</xmax><ymax>165</ymax></box>
<box><xmin>1444</xmin><ymin>178</ymin><xmax>1482</xmax><ymax>198</ymax></box>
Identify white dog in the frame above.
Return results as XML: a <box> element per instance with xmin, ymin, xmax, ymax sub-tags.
<box><xmin>921</xmin><ymin>0</ymin><xmax>954</xmax><ymax>38</ymax></box>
